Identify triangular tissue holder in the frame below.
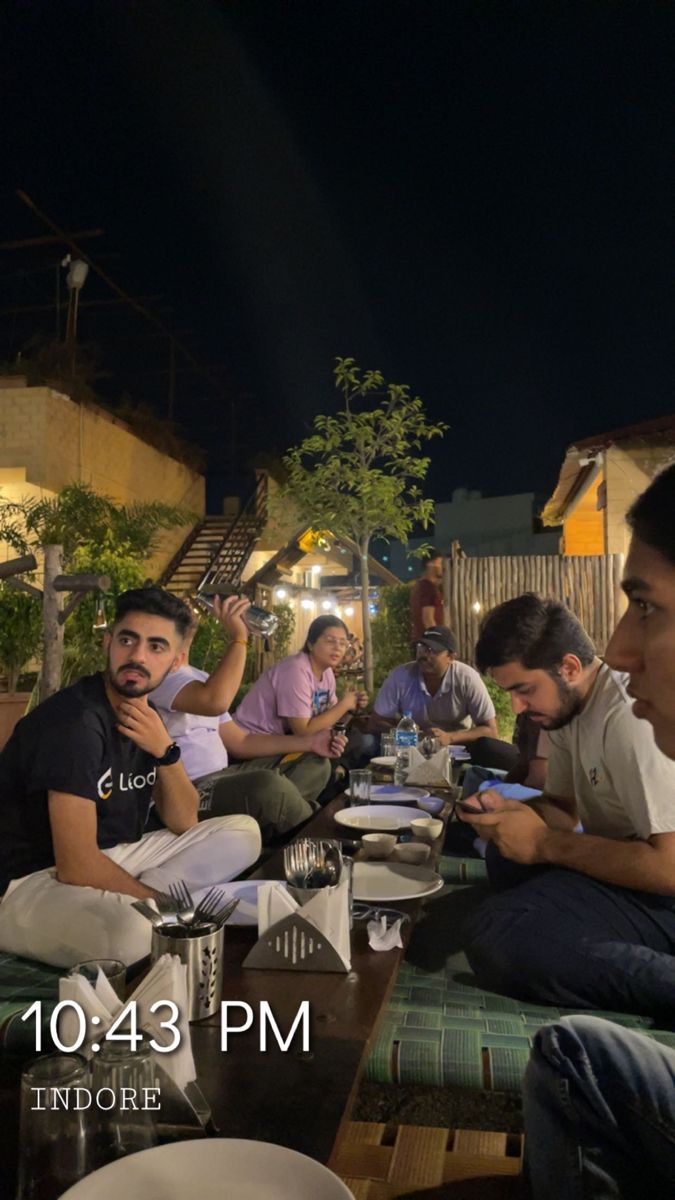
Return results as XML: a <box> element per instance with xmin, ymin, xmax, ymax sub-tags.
<box><xmin>243</xmin><ymin>913</ymin><xmax>348</xmax><ymax>972</ymax></box>
<box><xmin>242</xmin><ymin>878</ymin><xmax>351</xmax><ymax>973</ymax></box>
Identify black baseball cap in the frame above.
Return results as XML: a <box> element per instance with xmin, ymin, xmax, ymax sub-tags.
<box><xmin>418</xmin><ymin>626</ymin><xmax>457</xmax><ymax>654</ymax></box>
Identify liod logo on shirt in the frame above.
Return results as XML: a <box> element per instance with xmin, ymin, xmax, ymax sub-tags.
<box><xmin>97</xmin><ymin>765</ymin><xmax>157</xmax><ymax>800</ymax></box>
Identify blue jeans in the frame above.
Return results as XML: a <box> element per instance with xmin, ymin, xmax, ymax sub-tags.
<box><xmin>463</xmin><ymin>862</ymin><xmax>675</xmax><ymax>1019</ymax></box>
<box><xmin>524</xmin><ymin>1016</ymin><xmax>675</xmax><ymax>1199</ymax></box>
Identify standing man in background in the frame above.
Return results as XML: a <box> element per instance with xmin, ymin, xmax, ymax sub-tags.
<box><xmin>410</xmin><ymin>548</ymin><xmax>444</xmax><ymax>646</ymax></box>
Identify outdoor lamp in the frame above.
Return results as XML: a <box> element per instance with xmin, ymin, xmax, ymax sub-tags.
<box><xmin>321</xmin><ymin>599</ymin><xmax>333</xmax><ymax>611</ymax></box>
<box><xmin>66</xmin><ymin>258</ymin><xmax>89</xmax><ymax>290</ymax></box>
<box><xmin>344</xmin><ymin>606</ymin><xmax>354</xmax><ymax>617</ymax></box>
<box><xmin>275</xmin><ymin>588</ymin><xmax>287</xmax><ymax>601</ymax></box>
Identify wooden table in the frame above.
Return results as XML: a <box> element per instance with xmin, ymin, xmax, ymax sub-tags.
<box><xmin>0</xmin><ymin>792</ymin><xmax>450</xmax><ymax>1193</ymax></box>
<box><xmin>193</xmin><ymin>793</ymin><xmax>448</xmax><ymax>1160</ymax></box>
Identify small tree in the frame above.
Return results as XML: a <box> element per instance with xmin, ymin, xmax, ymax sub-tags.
<box><xmin>283</xmin><ymin>358</ymin><xmax>447</xmax><ymax>690</ymax></box>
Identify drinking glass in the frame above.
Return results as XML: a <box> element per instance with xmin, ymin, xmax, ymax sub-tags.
<box><xmin>380</xmin><ymin>732</ymin><xmax>396</xmax><ymax>757</ymax></box>
<box><xmin>17</xmin><ymin>1053</ymin><xmax>91</xmax><ymax>1200</ymax></box>
<box><xmin>89</xmin><ymin>1042</ymin><xmax>158</xmax><ymax>1167</ymax></box>
<box><xmin>349</xmin><ymin>768</ymin><xmax>372</xmax><ymax>805</ymax></box>
<box><xmin>68</xmin><ymin>958</ymin><xmax>126</xmax><ymax>1000</ymax></box>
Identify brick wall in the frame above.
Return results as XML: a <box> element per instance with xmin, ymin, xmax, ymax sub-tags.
<box><xmin>0</xmin><ymin>386</ymin><xmax>205</xmax><ymax>575</ymax></box>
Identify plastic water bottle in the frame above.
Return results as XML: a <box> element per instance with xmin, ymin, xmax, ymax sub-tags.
<box><xmin>394</xmin><ymin>710</ymin><xmax>418</xmax><ymax>785</ymax></box>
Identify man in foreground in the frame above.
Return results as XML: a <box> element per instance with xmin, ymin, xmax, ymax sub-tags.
<box><xmin>523</xmin><ymin>464</ymin><xmax>675</xmax><ymax>1198</ymax></box>
<box><xmin>0</xmin><ymin>587</ymin><xmax>261</xmax><ymax>968</ymax></box>
<box><xmin>459</xmin><ymin>587</ymin><xmax>675</xmax><ymax>1016</ymax></box>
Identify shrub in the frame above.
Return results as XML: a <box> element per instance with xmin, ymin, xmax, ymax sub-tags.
<box><xmin>484</xmin><ymin>674</ymin><xmax>515</xmax><ymax>741</ymax></box>
<box><xmin>370</xmin><ymin>584</ymin><xmax>412</xmax><ymax>690</ymax></box>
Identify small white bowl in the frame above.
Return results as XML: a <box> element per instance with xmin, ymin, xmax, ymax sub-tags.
<box><xmin>392</xmin><ymin>842</ymin><xmax>431</xmax><ymax>865</ymax></box>
<box><xmin>362</xmin><ymin>832</ymin><xmax>397</xmax><ymax>859</ymax></box>
<box><xmin>410</xmin><ymin>817</ymin><xmax>444</xmax><ymax>843</ymax></box>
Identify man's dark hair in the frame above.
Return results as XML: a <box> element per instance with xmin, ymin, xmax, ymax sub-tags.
<box><xmin>302</xmin><ymin>615</ymin><xmax>349</xmax><ymax>654</ymax></box>
<box><xmin>627</xmin><ymin>463</ymin><xmax>675</xmax><ymax>567</ymax></box>
<box><xmin>475</xmin><ymin>593</ymin><xmax>596</xmax><ymax>675</ymax></box>
<box><xmin>421</xmin><ymin>547</ymin><xmax>442</xmax><ymax>565</ymax></box>
<box><xmin>113</xmin><ymin>587</ymin><xmax>193</xmax><ymax>639</ymax></box>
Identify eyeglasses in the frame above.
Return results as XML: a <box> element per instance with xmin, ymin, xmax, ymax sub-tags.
<box><xmin>416</xmin><ymin>641</ymin><xmax>445</xmax><ymax>655</ymax></box>
<box><xmin>320</xmin><ymin>636</ymin><xmax>348</xmax><ymax>649</ymax></box>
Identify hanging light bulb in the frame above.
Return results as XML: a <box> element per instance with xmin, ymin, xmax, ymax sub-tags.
<box><xmin>92</xmin><ymin>597</ymin><xmax>108</xmax><ymax>630</ymax></box>
<box><xmin>344</xmin><ymin>605</ymin><xmax>354</xmax><ymax>617</ymax></box>
<box><xmin>275</xmin><ymin>588</ymin><xmax>287</xmax><ymax>601</ymax></box>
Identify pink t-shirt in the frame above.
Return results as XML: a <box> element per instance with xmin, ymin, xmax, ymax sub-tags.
<box><xmin>234</xmin><ymin>652</ymin><xmax>338</xmax><ymax>735</ymax></box>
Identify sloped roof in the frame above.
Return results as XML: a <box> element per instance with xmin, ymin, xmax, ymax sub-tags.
<box><xmin>542</xmin><ymin>412</ymin><xmax>675</xmax><ymax>526</ymax></box>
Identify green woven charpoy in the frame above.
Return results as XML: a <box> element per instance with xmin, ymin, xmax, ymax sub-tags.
<box><xmin>0</xmin><ymin>952</ymin><xmax>61</xmax><ymax>1056</ymax></box>
<box><xmin>366</xmin><ymin>857</ymin><xmax>666</xmax><ymax>1093</ymax></box>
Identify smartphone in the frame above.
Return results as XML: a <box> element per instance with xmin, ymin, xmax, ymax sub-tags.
<box><xmin>456</xmin><ymin>798</ymin><xmax>486</xmax><ymax>815</ymax></box>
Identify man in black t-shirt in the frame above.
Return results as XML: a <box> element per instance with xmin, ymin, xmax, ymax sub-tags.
<box><xmin>0</xmin><ymin>587</ymin><xmax>261</xmax><ymax>968</ymax></box>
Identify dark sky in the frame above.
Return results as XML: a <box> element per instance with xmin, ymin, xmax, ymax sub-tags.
<box><xmin>2</xmin><ymin>1</ymin><xmax>675</xmax><ymax>507</ymax></box>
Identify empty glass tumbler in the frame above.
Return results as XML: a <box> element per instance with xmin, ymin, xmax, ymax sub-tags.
<box><xmin>17</xmin><ymin>1053</ymin><xmax>91</xmax><ymax>1200</ymax></box>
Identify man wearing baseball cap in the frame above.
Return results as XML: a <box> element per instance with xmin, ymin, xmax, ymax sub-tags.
<box><xmin>370</xmin><ymin>625</ymin><xmax>500</xmax><ymax>756</ymax></box>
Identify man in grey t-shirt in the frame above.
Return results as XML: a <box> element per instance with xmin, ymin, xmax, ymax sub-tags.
<box><xmin>372</xmin><ymin>626</ymin><xmax>496</xmax><ymax>738</ymax></box>
<box><xmin>369</xmin><ymin>626</ymin><xmax>516</xmax><ymax>769</ymax></box>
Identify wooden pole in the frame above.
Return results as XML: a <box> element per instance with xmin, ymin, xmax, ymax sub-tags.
<box><xmin>41</xmin><ymin>545</ymin><xmax>65</xmax><ymax>701</ymax></box>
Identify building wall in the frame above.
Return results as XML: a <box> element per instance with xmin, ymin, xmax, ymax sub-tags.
<box><xmin>0</xmin><ymin>385</ymin><xmax>205</xmax><ymax>575</ymax></box>
<box><xmin>383</xmin><ymin>490</ymin><xmax>559</xmax><ymax>578</ymax></box>
<box><xmin>604</xmin><ymin>441</ymin><xmax>675</xmax><ymax>557</ymax></box>
<box><xmin>562</xmin><ymin>474</ymin><xmax>605</xmax><ymax>556</ymax></box>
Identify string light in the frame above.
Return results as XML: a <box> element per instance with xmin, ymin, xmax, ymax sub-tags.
<box><xmin>344</xmin><ymin>605</ymin><xmax>354</xmax><ymax>617</ymax></box>
<box><xmin>321</xmin><ymin>599</ymin><xmax>332</xmax><ymax>611</ymax></box>
<box><xmin>472</xmin><ymin>601</ymin><xmax>482</xmax><ymax>614</ymax></box>
<box><xmin>275</xmin><ymin>588</ymin><xmax>287</xmax><ymax>601</ymax></box>
<box><xmin>301</xmin><ymin>598</ymin><xmax>314</xmax><ymax>611</ymax></box>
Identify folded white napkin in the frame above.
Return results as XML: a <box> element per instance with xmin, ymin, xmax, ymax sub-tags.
<box><xmin>405</xmin><ymin>745</ymin><xmax>451</xmax><ymax>786</ymax></box>
<box><xmin>258</xmin><ymin>879</ymin><xmax>351</xmax><ymax>970</ymax></box>
<box><xmin>367</xmin><ymin>914</ymin><xmax>404</xmax><ymax>951</ymax></box>
<box><xmin>59</xmin><ymin>954</ymin><xmax>196</xmax><ymax>1091</ymax></box>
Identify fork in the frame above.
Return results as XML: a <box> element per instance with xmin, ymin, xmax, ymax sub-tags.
<box><xmin>193</xmin><ymin>885</ymin><xmax>227</xmax><ymax>925</ymax></box>
<box><xmin>168</xmin><ymin>879</ymin><xmax>195</xmax><ymax>923</ymax></box>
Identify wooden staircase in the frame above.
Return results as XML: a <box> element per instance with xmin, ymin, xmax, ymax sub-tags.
<box><xmin>160</xmin><ymin>473</ymin><xmax>268</xmax><ymax>598</ymax></box>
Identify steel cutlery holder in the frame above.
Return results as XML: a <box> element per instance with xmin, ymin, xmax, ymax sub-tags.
<box><xmin>151</xmin><ymin>921</ymin><xmax>223</xmax><ymax>1020</ymax></box>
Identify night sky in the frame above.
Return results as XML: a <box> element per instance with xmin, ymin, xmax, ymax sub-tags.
<box><xmin>2</xmin><ymin>1</ymin><xmax>675</xmax><ymax>507</ymax></box>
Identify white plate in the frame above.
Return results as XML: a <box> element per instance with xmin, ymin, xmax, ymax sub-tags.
<box><xmin>334</xmin><ymin>804</ymin><xmax>423</xmax><ymax>831</ymax></box>
<box><xmin>60</xmin><ymin>1138</ymin><xmax>354</xmax><ymax>1199</ymax></box>
<box><xmin>371</xmin><ymin>755</ymin><xmax>396</xmax><ymax>767</ymax></box>
<box><xmin>215</xmin><ymin>879</ymin><xmax>287</xmax><ymax>927</ymax></box>
<box><xmin>352</xmin><ymin>861</ymin><xmax>444</xmax><ymax>902</ymax></box>
<box><xmin>352</xmin><ymin>783</ymin><xmax>430</xmax><ymax>804</ymax></box>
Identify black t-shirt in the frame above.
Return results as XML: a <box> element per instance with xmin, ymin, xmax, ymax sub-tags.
<box><xmin>0</xmin><ymin>673</ymin><xmax>157</xmax><ymax>892</ymax></box>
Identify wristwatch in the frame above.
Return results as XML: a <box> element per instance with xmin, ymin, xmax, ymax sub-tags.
<box><xmin>155</xmin><ymin>741</ymin><xmax>181</xmax><ymax>767</ymax></box>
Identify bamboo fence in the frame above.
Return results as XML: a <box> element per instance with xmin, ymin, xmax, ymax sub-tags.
<box><xmin>443</xmin><ymin>553</ymin><xmax>625</xmax><ymax>665</ymax></box>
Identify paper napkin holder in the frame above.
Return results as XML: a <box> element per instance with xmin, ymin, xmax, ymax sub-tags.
<box><xmin>243</xmin><ymin>911</ymin><xmax>348</xmax><ymax>972</ymax></box>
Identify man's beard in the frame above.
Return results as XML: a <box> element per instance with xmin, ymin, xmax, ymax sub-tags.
<box><xmin>106</xmin><ymin>657</ymin><xmax>161</xmax><ymax>698</ymax></box>
<box><xmin>538</xmin><ymin>674</ymin><xmax>584</xmax><ymax>730</ymax></box>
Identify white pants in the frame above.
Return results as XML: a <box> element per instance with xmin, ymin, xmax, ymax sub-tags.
<box><xmin>0</xmin><ymin>814</ymin><xmax>261</xmax><ymax>969</ymax></box>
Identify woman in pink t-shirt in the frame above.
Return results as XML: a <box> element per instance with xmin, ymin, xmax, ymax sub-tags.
<box><xmin>235</xmin><ymin>617</ymin><xmax>368</xmax><ymax>736</ymax></box>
